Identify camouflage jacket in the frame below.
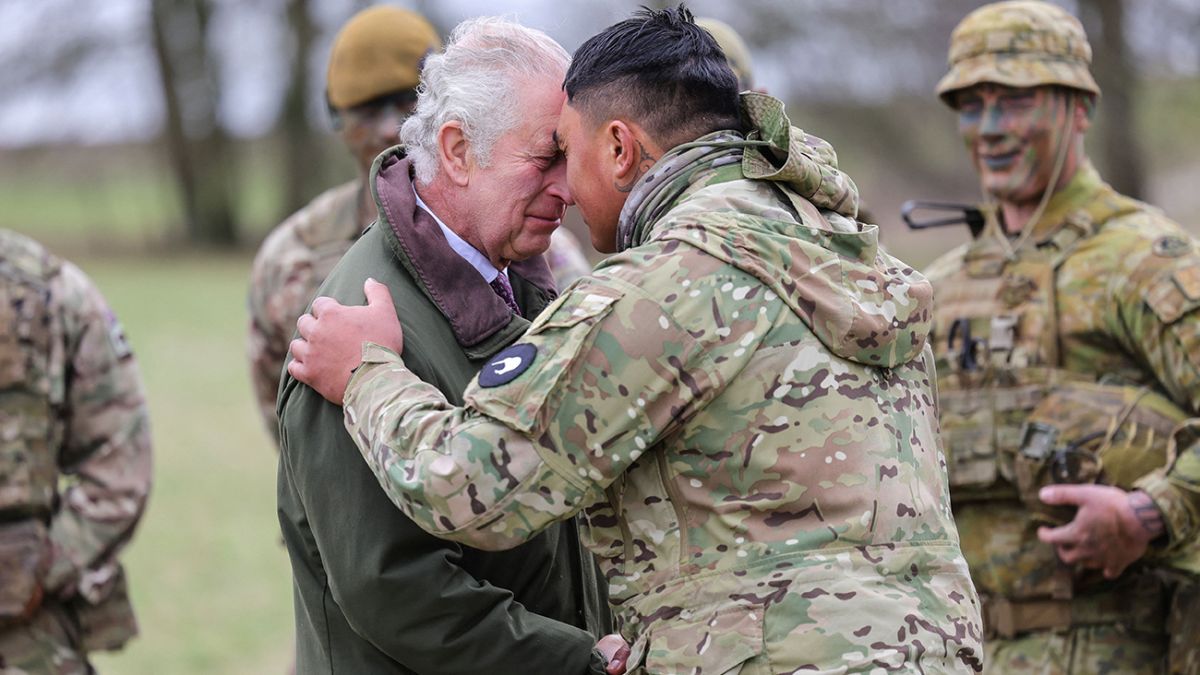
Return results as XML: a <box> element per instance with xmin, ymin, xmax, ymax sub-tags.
<box><xmin>341</xmin><ymin>94</ymin><xmax>983</xmax><ymax>673</ymax></box>
<box><xmin>926</xmin><ymin>163</ymin><xmax>1200</xmax><ymax>589</ymax></box>
<box><xmin>247</xmin><ymin>179</ymin><xmax>365</xmax><ymax>443</ymax></box>
<box><xmin>0</xmin><ymin>229</ymin><xmax>151</xmax><ymax>650</ymax></box>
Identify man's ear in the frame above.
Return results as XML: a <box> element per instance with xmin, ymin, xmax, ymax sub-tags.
<box><xmin>1074</xmin><ymin>92</ymin><xmax>1096</xmax><ymax>132</ymax></box>
<box><xmin>607</xmin><ymin>120</ymin><xmax>643</xmax><ymax>188</ymax></box>
<box><xmin>437</xmin><ymin>121</ymin><xmax>471</xmax><ymax>187</ymax></box>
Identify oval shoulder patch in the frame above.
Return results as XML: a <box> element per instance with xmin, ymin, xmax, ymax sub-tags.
<box><xmin>479</xmin><ymin>343</ymin><xmax>537</xmax><ymax>388</ymax></box>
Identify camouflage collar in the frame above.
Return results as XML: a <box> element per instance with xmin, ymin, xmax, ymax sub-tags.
<box><xmin>1027</xmin><ymin>162</ymin><xmax>1107</xmax><ymax>245</ymax></box>
<box><xmin>616</xmin><ymin>131</ymin><xmax>744</xmax><ymax>252</ymax></box>
<box><xmin>616</xmin><ymin>94</ymin><xmax>862</xmax><ymax>253</ymax></box>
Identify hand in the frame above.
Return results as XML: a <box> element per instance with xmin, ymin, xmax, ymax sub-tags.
<box><xmin>1037</xmin><ymin>485</ymin><xmax>1164</xmax><ymax>579</ymax></box>
<box><xmin>596</xmin><ymin>633</ymin><xmax>631</xmax><ymax>675</ymax></box>
<box><xmin>288</xmin><ymin>279</ymin><xmax>403</xmax><ymax>404</ymax></box>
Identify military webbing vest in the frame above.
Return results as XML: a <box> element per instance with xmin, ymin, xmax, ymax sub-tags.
<box><xmin>0</xmin><ymin>232</ymin><xmax>61</xmax><ymax>625</ymax></box>
<box><xmin>0</xmin><ymin>233</ymin><xmax>60</xmax><ymax>517</ymax></box>
<box><xmin>934</xmin><ymin>206</ymin><xmax>1097</xmax><ymax>500</ymax></box>
<box><xmin>930</xmin><ymin>194</ymin><xmax>1191</xmax><ymax>607</ymax></box>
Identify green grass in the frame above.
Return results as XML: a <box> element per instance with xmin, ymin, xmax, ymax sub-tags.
<box><xmin>61</xmin><ymin>252</ymin><xmax>294</xmax><ymax>675</ymax></box>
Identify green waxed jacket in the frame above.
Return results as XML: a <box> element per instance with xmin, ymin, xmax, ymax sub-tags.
<box><xmin>276</xmin><ymin>148</ymin><xmax>609</xmax><ymax>674</ymax></box>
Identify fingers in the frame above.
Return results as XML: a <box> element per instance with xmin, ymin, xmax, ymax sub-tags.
<box><xmin>310</xmin><ymin>296</ymin><xmax>337</xmax><ymax>318</ymax></box>
<box><xmin>608</xmin><ymin>643</ymin><xmax>631</xmax><ymax>675</ymax></box>
<box><xmin>1039</xmin><ymin>484</ymin><xmax>1089</xmax><ymax>506</ymax></box>
<box><xmin>288</xmin><ymin>337</ymin><xmax>309</xmax><ymax>365</ymax></box>
<box><xmin>296</xmin><ymin>313</ymin><xmax>316</xmax><ymax>339</ymax></box>
<box><xmin>596</xmin><ymin>634</ymin><xmax>630</xmax><ymax>675</ymax></box>
<box><xmin>1036</xmin><ymin>521</ymin><xmax>1078</xmax><ymax>546</ymax></box>
<box><xmin>363</xmin><ymin>278</ymin><xmax>395</xmax><ymax>308</ymax></box>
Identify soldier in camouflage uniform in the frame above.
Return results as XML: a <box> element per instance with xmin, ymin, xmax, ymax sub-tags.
<box><xmin>0</xmin><ymin>230</ymin><xmax>152</xmax><ymax>673</ymax></box>
<box><xmin>247</xmin><ymin>6</ymin><xmax>441</xmax><ymax>443</ymax></box>
<box><xmin>695</xmin><ymin>18</ymin><xmax>756</xmax><ymax>93</ymax></box>
<box><xmin>289</xmin><ymin>8</ymin><xmax>983</xmax><ymax>673</ymax></box>
<box><xmin>926</xmin><ymin>2</ymin><xmax>1200</xmax><ymax>672</ymax></box>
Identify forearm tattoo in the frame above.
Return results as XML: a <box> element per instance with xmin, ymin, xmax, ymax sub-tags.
<box><xmin>1129</xmin><ymin>490</ymin><xmax>1165</xmax><ymax>538</ymax></box>
<box><xmin>615</xmin><ymin>141</ymin><xmax>657</xmax><ymax>193</ymax></box>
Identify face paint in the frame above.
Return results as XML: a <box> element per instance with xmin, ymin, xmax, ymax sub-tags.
<box><xmin>955</xmin><ymin>84</ymin><xmax>1074</xmax><ymax>206</ymax></box>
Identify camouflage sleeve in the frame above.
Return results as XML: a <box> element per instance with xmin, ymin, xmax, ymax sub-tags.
<box><xmin>1113</xmin><ymin>250</ymin><xmax>1200</xmax><ymax>551</ymax></box>
<box><xmin>246</xmin><ymin>235</ymin><xmax>309</xmax><ymax>445</ymax></box>
<box><xmin>344</xmin><ymin>278</ymin><xmax>719</xmax><ymax>551</ymax></box>
<box><xmin>42</xmin><ymin>262</ymin><xmax>152</xmax><ymax>596</ymax></box>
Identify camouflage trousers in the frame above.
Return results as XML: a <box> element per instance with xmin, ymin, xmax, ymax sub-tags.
<box><xmin>987</xmin><ymin>624</ymin><xmax>1168</xmax><ymax>674</ymax></box>
<box><xmin>1165</xmin><ymin>572</ymin><xmax>1200</xmax><ymax>675</ymax></box>
<box><xmin>0</xmin><ymin>605</ymin><xmax>91</xmax><ymax>675</ymax></box>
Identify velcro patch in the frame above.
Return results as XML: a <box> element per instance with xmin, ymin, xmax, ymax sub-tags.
<box><xmin>1174</xmin><ymin>265</ymin><xmax>1200</xmax><ymax>302</ymax></box>
<box><xmin>478</xmin><ymin>343</ymin><xmax>536</xmax><ymax>388</ymax></box>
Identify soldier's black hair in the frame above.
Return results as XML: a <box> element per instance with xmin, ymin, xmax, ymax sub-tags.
<box><xmin>563</xmin><ymin>5</ymin><xmax>744</xmax><ymax>149</ymax></box>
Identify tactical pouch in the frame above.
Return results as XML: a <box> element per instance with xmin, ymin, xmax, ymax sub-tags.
<box><xmin>70</xmin><ymin>563</ymin><xmax>138</xmax><ymax>652</ymax></box>
<box><xmin>0</xmin><ymin>520</ymin><xmax>49</xmax><ymax>627</ymax></box>
<box><xmin>1014</xmin><ymin>382</ymin><xmax>1189</xmax><ymax>526</ymax></box>
<box><xmin>1014</xmin><ymin>422</ymin><xmax>1103</xmax><ymax>525</ymax></box>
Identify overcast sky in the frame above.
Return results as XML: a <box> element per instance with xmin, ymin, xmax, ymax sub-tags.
<box><xmin>0</xmin><ymin>0</ymin><xmax>1194</xmax><ymax>147</ymax></box>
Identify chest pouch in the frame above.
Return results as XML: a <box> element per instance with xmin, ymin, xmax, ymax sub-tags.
<box><xmin>0</xmin><ymin>520</ymin><xmax>49</xmax><ymax>627</ymax></box>
<box><xmin>1015</xmin><ymin>382</ymin><xmax>1189</xmax><ymax>526</ymax></box>
<box><xmin>933</xmin><ymin>250</ymin><xmax>1068</xmax><ymax>495</ymax></box>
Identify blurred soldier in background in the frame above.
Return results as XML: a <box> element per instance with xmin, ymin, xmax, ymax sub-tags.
<box><xmin>247</xmin><ymin>6</ymin><xmax>441</xmax><ymax>444</ymax></box>
<box><xmin>925</xmin><ymin>1</ymin><xmax>1200</xmax><ymax>672</ymax></box>
<box><xmin>0</xmin><ymin>230</ymin><xmax>152</xmax><ymax>673</ymax></box>
<box><xmin>695</xmin><ymin>17</ymin><xmax>755</xmax><ymax>92</ymax></box>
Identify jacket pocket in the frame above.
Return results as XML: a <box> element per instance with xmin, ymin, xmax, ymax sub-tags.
<box><xmin>467</xmin><ymin>285</ymin><xmax>622</xmax><ymax>433</ymax></box>
<box><xmin>0</xmin><ymin>520</ymin><xmax>49</xmax><ymax>627</ymax></box>
<box><xmin>628</xmin><ymin>606</ymin><xmax>767</xmax><ymax>675</ymax></box>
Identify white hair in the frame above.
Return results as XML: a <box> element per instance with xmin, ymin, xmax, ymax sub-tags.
<box><xmin>401</xmin><ymin>17</ymin><xmax>570</xmax><ymax>186</ymax></box>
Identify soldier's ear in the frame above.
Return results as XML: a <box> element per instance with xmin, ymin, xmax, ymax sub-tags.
<box><xmin>608</xmin><ymin>120</ymin><xmax>642</xmax><ymax>184</ymax></box>
<box><xmin>437</xmin><ymin>121</ymin><xmax>470</xmax><ymax>187</ymax></box>
<box><xmin>1074</xmin><ymin>94</ymin><xmax>1095</xmax><ymax>132</ymax></box>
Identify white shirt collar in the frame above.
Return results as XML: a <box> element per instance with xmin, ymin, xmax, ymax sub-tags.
<box><xmin>412</xmin><ymin>184</ymin><xmax>504</xmax><ymax>282</ymax></box>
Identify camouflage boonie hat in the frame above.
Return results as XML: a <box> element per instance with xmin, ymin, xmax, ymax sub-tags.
<box><xmin>936</xmin><ymin>0</ymin><xmax>1100</xmax><ymax>106</ymax></box>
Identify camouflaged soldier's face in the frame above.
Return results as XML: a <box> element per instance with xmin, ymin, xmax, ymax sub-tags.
<box><xmin>338</xmin><ymin>92</ymin><xmax>419</xmax><ymax>175</ymax></box>
<box><xmin>954</xmin><ymin>84</ymin><xmax>1089</xmax><ymax>205</ymax></box>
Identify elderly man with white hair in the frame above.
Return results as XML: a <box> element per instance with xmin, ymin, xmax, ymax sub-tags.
<box><xmin>276</xmin><ymin>17</ymin><xmax>618</xmax><ymax>675</ymax></box>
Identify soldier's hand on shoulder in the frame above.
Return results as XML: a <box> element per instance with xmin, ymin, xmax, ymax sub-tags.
<box><xmin>289</xmin><ymin>278</ymin><xmax>403</xmax><ymax>404</ymax></box>
<box><xmin>1036</xmin><ymin>485</ymin><xmax>1164</xmax><ymax>579</ymax></box>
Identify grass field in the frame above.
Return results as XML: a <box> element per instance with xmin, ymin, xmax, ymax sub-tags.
<box><xmin>61</xmin><ymin>252</ymin><xmax>294</xmax><ymax>674</ymax></box>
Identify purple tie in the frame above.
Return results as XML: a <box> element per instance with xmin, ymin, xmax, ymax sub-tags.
<box><xmin>489</xmin><ymin>274</ymin><xmax>522</xmax><ymax>317</ymax></box>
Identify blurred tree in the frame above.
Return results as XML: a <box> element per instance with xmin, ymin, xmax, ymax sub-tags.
<box><xmin>149</xmin><ymin>0</ymin><xmax>238</xmax><ymax>247</ymax></box>
<box><xmin>278</xmin><ymin>0</ymin><xmax>322</xmax><ymax>218</ymax></box>
<box><xmin>1081</xmin><ymin>0</ymin><xmax>1145</xmax><ymax>199</ymax></box>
